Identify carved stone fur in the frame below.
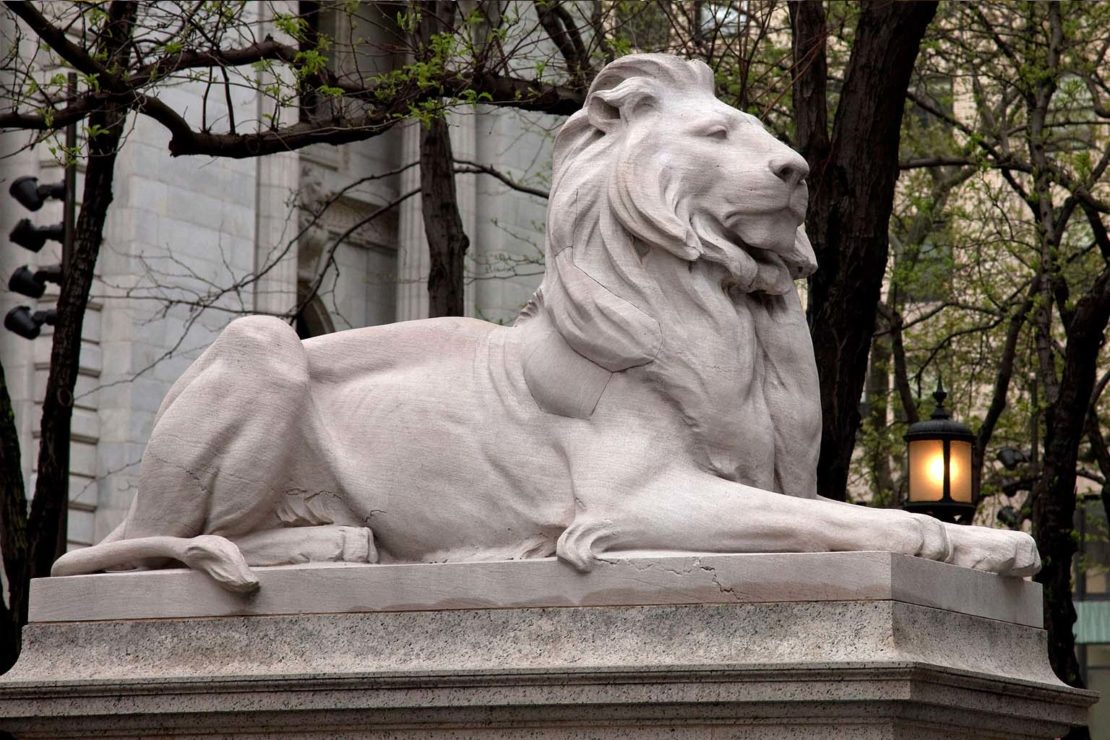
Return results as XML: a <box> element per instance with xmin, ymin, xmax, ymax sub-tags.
<box><xmin>53</xmin><ymin>54</ymin><xmax>1039</xmax><ymax>592</ymax></box>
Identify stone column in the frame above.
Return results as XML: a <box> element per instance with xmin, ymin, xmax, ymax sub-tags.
<box><xmin>396</xmin><ymin>121</ymin><xmax>429</xmax><ymax>321</ymax></box>
<box><xmin>449</xmin><ymin>110</ymin><xmax>478</xmax><ymax>317</ymax></box>
<box><xmin>251</xmin><ymin>2</ymin><xmax>299</xmax><ymax>317</ymax></box>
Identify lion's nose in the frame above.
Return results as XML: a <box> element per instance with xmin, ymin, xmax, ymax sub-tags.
<box><xmin>769</xmin><ymin>154</ymin><xmax>809</xmax><ymax>187</ymax></box>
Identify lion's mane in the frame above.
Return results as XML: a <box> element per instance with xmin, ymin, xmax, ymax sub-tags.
<box><xmin>517</xmin><ymin>54</ymin><xmax>821</xmax><ymax>496</ymax></box>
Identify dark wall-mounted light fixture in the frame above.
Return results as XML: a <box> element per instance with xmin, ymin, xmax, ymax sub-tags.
<box><xmin>8</xmin><ymin>265</ymin><xmax>63</xmax><ymax>299</ymax></box>
<box><xmin>9</xmin><ymin>219</ymin><xmax>64</xmax><ymax>253</ymax></box>
<box><xmin>5</xmin><ymin>90</ymin><xmax>75</xmax><ymax>340</ymax></box>
<box><xmin>9</xmin><ymin>176</ymin><xmax>66</xmax><ymax>212</ymax></box>
<box><xmin>3</xmin><ymin>306</ymin><xmax>57</xmax><ymax>340</ymax></box>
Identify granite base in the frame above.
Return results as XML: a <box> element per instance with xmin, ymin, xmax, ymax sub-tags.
<box><xmin>0</xmin><ymin>552</ymin><xmax>1096</xmax><ymax>738</ymax></box>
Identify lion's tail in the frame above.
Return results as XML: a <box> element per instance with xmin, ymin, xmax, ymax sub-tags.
<box><xmin>51</xmin><ymin>534</ymin><xmax>259</xmax><ymax>593</ymax></box>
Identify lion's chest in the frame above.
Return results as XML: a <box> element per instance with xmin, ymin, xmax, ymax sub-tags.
<box><xmin>650</xmin><ymin>292</ymin><xmax>821</xmax><ymax>495</ymax></box>
<box><xmin>688</xmin><ymin>344</ymin><xmax>779</xmax><ymax>490</ymax></box>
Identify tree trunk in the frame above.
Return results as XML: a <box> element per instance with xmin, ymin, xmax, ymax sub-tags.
<box><xmin>0</xmin><ymin>360</ymin><xmax>28</xmax><ymax>673</ymax></box>
<box><xmin>864</xmin><ymin>331</ymin><xmax>894</xmax><ymax>503</ymax></box>
<box><xmin>790</xmin><ymin>0</ymin><xmax>938</xmax><ymax>500</ymax></box>
<box><xmin>413</xmin><ymin>0</ymin><xmax>470</xmax><ymax>318</ymax></box>
<box><xmin>1034</xmin><ymin>270</ymin><xmax>1110</xmax><ymax>702</ymax></box>
<box><xmin>1033</xmin><ymin>208</ymin><xmax>1110</xmax><ymax>695</ymax></box>
<box><xmin>1</xmin><ymin>2</ymin><xmax>135</xmax><ymax>673</ymax></box>
<box><xmin>26</xmin><ymin>102</ymin><xmax>127</xmax><ymax>578</ymax></box>
<box><xmin>420</xmin><ymin>115</ymin><xmax>470</xmax><ymax>318</ymax></box>
<box><xmin>1021</xmin><ymin>3</ymin><xmax>1092</xmax><ymax>700</ymax></box>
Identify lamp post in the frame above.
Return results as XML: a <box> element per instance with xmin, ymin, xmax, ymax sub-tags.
<box><xmin>903</xmin><ymin>379</ymin><xmax>977</xmax><ymax>524</ymax></box>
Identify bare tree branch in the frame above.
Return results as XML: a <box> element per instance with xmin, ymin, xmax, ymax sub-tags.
<box><xmin>454</xmin><ymin>158</ymin><xmax>549</xmax><ymax>199</ymax></box>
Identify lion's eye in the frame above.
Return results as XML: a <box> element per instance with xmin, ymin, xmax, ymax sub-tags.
<box><xmin>704</xmin><ymin>125</ymin><xmax>729</xmax><ymax>141</ymax></box>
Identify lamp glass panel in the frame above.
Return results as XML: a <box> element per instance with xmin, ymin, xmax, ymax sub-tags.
<box><xmin>908</xmin><ymin>438</ymin><xmax>945</xmax><ymax>502</ymax></box>
<box><xmin>949</xmin><ymin>439</ymin><xmax>973</xmax><ymax>503</ymax></box>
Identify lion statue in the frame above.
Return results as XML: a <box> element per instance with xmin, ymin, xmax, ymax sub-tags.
<box><xmin>52</xmin><ymin>54</ymin><xmax>1039</xmax><ymax>592</ymax></box>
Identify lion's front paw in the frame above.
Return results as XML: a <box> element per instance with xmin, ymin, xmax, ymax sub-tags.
<box><xmin>556</xmin><ymin>518</ymin><xmax>615</xmax><ymax>572</ymax></box>
<box><xmin>1006</xmin><ymin>532</ymin><xmax>1042</xmax><ymax>577</ymax></box>
<box><xmin>943</xmin><ymin>524</ymin><xmax>1041</xmax><ymax>577</ymax></box>
<box><xmin>906</xmin><ymin>512</ymin><xmax>952</xmax><ymax>563</ymax></box>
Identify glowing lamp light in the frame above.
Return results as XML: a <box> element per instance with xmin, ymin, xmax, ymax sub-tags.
<box><xmin>903</xmin><ymin>379</ymin><xmax>976</xmax><ymax>524</ymax></box>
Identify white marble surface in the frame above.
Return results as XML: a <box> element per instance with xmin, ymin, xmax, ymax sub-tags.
<box><xmin>32</xmin><ymin>551</ymin><xmax>1043</xmax><ymax>627</ymax></box>
<box><xmin>51</xmin><ymin>54</ymin><xmax>1039</xmax><ymax>593</ymax></box>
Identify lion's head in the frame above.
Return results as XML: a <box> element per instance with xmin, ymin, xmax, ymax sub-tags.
<box><xmin>552</xmin><ymin>54</ymin><xmax>814</xmax><ymax>287</ymax></box>
<box><xmin>526</xmin><ymin>54</ymin><xmax>817</xmax><ymax>375</ymax></box>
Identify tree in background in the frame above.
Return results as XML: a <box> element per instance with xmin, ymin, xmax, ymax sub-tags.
<box><xmin>851</xmin><ymin>2</ymin><xmax>1110</xmax><ymax>712</ymax></box>
<box><xmin>789</xmin><ymin>0</ymin><xmax>939</xmax><ymax>501</ymax></box>
<box><xmin>0</xmin><ymin>1</ymin><xmax>137</xmax><ymax>673</ymax></box>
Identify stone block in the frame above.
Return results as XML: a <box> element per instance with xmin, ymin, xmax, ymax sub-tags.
<box><xmin>0</xmin><ymin>553</ymin><xmax>1096</xmax><ymax>738</ymax></box>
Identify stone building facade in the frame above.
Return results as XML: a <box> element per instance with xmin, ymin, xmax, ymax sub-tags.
<box><xmin>0</xmin><ymin>5</ymin><xmax>557</xmax><ymax>548</ymax></box>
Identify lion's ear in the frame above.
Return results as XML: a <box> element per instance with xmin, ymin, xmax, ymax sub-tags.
<box><xmin>587</xmin><ymin>78</ymin><xmax>658</xmax><ymax>133</ymax></box>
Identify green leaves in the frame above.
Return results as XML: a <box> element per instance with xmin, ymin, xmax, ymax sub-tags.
<box><xmin>85</xmin><ymin>122</ymin><xmax>109</xmax><ymax>139</ymax></box>
<box><xmin>273</xmin><ymin>13</ymin><xmax>309</xmax><ymax>42</ymax></box>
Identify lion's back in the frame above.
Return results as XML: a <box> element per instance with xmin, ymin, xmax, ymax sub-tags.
<box><xmin>295</xmin><ymin>317</ymin><xmax>573</xmax><ymax>557</ymax></box>
<box><xmin>301</xmin><ymin>317</ymin><xmax>512</xmax><ymax>452</ymax></box>
<box><xmin>303</xmin><ymin>317</ymin><xmax>498</xmax><ymax>381</ymax></box>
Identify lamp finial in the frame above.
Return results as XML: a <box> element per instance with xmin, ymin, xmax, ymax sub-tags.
<box><xmin>931</xmin><ymin>376</ymin><xmax>950</xmax><ymax>420</ymax></box>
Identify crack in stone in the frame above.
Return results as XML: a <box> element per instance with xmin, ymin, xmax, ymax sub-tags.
<box><xmin>144</xmin><ymin>450</ymin><xmax>213</xmax><ymax>500</ymax></box>
<box><xmin>606</xmin><ymin>558</ymin><xmax>701</xmax><ymax>579</ymax></box>
<box><xmin>592</xmin><ymin>556</ymin><xmax>745</xmax><ymax>602</ymax></box>
<box><xmin>695</xmin><ymin>558</ymin><xmax>742</xmax><ymax>601</ymax></box>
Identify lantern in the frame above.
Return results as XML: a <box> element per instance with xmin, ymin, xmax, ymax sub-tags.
<box><xmin>903</xmin><ymin>379</ymin><xmax>976</xmax><ymax>524</ymax></box>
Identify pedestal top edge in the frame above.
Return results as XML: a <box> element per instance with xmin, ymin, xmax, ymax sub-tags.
<box><xmin>29</xmin><ymin>550</ymin><xmax>1042</xmax><ymax>627</ymax></box>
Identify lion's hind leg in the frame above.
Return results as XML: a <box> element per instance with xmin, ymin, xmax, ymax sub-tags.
<box><xmin>229</xmin><ymin>525</ymin><xmax>378</xmax><ymax>567</ymax></box>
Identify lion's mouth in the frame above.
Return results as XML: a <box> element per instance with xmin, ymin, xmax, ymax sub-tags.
<box><xmin>724</xmin><ymin>217</ymin><xmax>806</xmax><ymax>270</ymax></box>
<box><xmin>726</xmin><ymin>192</ymin><xmax>807</xmax><ymax>230</ymax></box>
<box><xmin>692</xmin><ymin>210</ymin><xmax>813</xmax><ymax>295</ymax></box>
<box><xmin>743</xmin><ymin>240</ymin><xmax>815</xmax><ymax>280</ymax></box>
<box><xmin>744</xmin><ymin>243</ymin><xmax>790</xmax><ymax>272</ymax></box>
<box><xmin>702</xmin><ymin>233</ymin><xmax>793</xmax><ymax>296</ymax></box>
<box><xmin>738</xmin><ymin>241</ymin><xmax>809</xmax><ymax>293</ymax></box>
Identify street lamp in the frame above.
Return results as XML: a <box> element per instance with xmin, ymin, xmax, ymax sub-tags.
<box><xmin>903</xmin><ymin>378</ymin><xmax>976</xmax><ymax>524</ymax></box>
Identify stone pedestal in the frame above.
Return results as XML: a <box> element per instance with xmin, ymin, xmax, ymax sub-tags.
<box><xmin>0</xmin><ymin>552</ymin><xmax>1096</xmax><ymax>738</ymax></box>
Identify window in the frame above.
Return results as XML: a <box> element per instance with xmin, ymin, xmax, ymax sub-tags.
<box><xmin>910</xmin><ymin>76</ymin><xmax>954</xmax><ymax>130</ymax></box>
<box><xmin>615</xmin><ymin>1</ymin><xmax>671</xmax><ymax>52</ymax></box>
<box><xmin>895</xmin><ymin>237</ymin><xmax>952</xmax><ymax>305</ymax></box>
<box><xmin>298</xmin><ymin>1</ymin><xmax>335</xmax><ymax>123</ymax></box>
<box><xmin>1046</xmin><ymin>74</ymin><xmax>1096</xmax><ymax>153</ymax></box>
<box><xmin>697</xmin><ymin>1</ymin><xmax>748</xmax><ymax>40</ymax></box>
<box><xmin>294</xmin><ymin>294</ymin><xmax>335</xmax><ymax>339</ymax></box>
